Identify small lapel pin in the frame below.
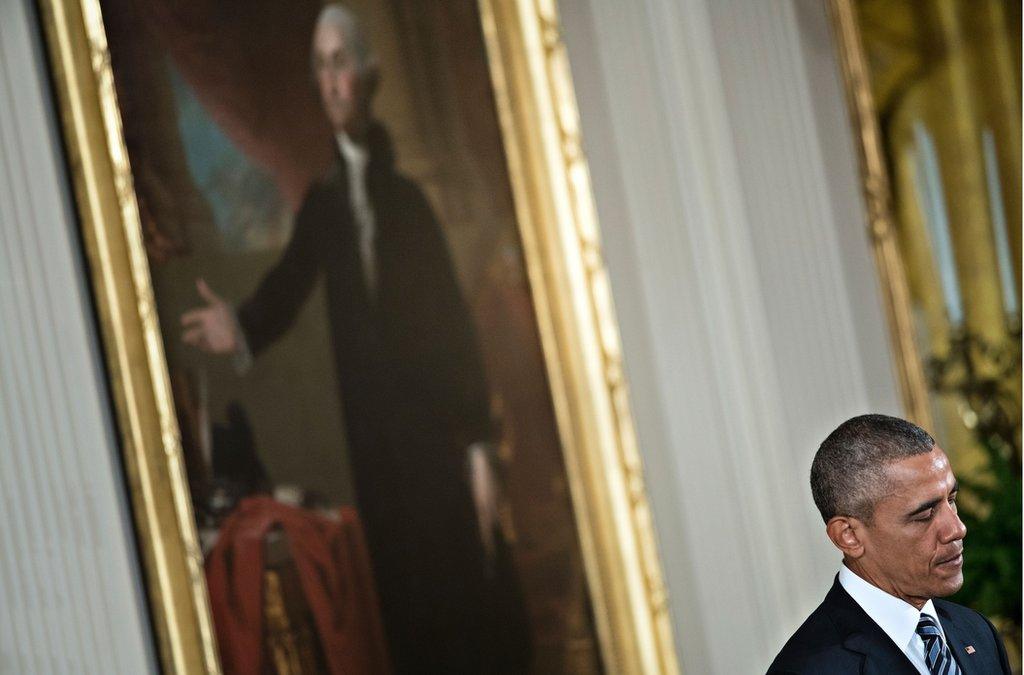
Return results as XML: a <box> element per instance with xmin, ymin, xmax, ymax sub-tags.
<box><xmin>965</xmin><ymin>645</ymin><xmax>976</xmax><ymax>655</ymax></box>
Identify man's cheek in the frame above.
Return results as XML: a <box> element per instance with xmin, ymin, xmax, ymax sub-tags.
<box><xmin>342</xmin><ymin>74</ymin><xmax>357</xmax><ymax>97</ymax></box>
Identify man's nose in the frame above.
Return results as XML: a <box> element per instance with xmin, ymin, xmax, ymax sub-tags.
<box><xmin>940</xmin><ymin>505</ymin><xmax>967</xmax><ymax>543</ymax></box>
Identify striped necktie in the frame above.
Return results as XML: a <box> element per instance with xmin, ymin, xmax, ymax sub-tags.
<box><xmin>916</xmin><ymin>613</ymin><xmax>961</xmax><ymax>675</ymax></box>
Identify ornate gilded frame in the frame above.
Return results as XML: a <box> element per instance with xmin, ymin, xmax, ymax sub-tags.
<box><xmin>36</xmin><ymin>0</ymin><xmax>680</xmax><ymax>672</ymax></box>
<box><xmin>827</xmin><ymin>0</ymin><xmax>933</xmax><ymax>429</ymax></box>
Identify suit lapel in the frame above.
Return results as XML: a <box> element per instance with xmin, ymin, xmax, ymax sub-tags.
<box><xmin>842</xmin><ymin>631</ymin><xmax>920</xmax><ymax>675</ymax></box>
<box><xmin>823</xmin><ymin>579</ymin><xmax>920</xmax><ymax>675</ymax></box>
<box><xmin>935</xmin><ymin>603</ymin><xmax>973</xmax><ymax>674</ymax></box>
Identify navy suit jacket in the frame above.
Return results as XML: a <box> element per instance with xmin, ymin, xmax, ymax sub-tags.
<box><xmin>767</xmin><ymin>577</ymin><xmax>1011</xmax><ymax>674</ymax></box>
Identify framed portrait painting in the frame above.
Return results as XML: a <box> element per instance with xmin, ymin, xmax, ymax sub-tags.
<box><xmin>38</xmin><ymin>0</ymin><xmax>678</xmax><ymax>672</ymax></box>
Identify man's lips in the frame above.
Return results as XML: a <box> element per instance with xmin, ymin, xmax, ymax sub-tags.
<box><xmin>936</xmin><ymin>549</ymin><xmax>964</xmax><ymax>566</ymax></box>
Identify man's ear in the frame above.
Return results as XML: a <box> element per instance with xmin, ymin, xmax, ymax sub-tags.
<box><xmin>826</xmin><ymin>516</ymin><xmax>865</xmax><ymax>558</ymax></box>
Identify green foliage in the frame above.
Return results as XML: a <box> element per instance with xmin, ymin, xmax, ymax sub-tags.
<box><xmin>951</xmin><ymin>434</ymin><xmax>1022</xmax><ymax>625</ymax></box>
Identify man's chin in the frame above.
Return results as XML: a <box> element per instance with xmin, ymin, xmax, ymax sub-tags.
<box><xmin>322</xmin><ymin>105</ymin><xmax>350</xmax><ymax>132</ymax></box>
<box><xmin>931</xmin><ymin>572</ymin><xmax>964</xmax><ymax>598</ymax></box>
<box><xmin>327</xmin><ymin>114</ymin><xmax>349</xmax><ymax>133</ymax></box>
<box><xmin>343</xmin><ymin>116</ymin><xmax>370</xmax><ymax>139</ymax></box>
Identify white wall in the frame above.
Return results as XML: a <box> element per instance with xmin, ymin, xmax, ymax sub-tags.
<box><xmin>560</xmin><ymin>0</ymin><xmax>902</xmax><ymax>672</ymax></box>
<box><xmin>0</xmin><ymin>0</ymin><xmax>156</xmax><ymax>672</ymax></box>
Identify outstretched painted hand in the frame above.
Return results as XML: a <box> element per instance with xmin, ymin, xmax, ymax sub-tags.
<box><xmin>181</xmin><ymin>278</ymin><xmax>241</xmax><ymax>355</ymax></box>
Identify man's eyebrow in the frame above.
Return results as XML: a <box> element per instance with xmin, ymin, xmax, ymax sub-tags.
<box><xmin>904</xmin><ymin>481</ymin><xmax>959</xmax><ymax>520</ymax></box>
<box><xmin>906</xmin><ymin>497</ymin><xmax>941</xmax><ymax>519</ymax></box>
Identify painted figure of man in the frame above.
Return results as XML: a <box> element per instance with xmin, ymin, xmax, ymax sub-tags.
<box><xmin>182</xmin><ymin>5</ymin><xmax>529</xmax><ymax>671</ymax></box>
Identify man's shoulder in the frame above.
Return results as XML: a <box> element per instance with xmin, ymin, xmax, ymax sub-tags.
<box><xmin>934</xmin><ymin>598</ymin><xmax>1012</xmax><ymax>673</ymax></box>
<box><xmin>300</xmin><ymin>169</ymin><xmax>346</xmax><ymax>209</ymax></box>
<box><xmin>297</xmin><ymin>166</ymin><xmax>415</xmax><ymax>218</ymax></box>
<box><xmin>767</xmin><ymin>600</ymin><xmax>857</xmax><ymax>673</ymax></box>
<box><xmin>934</xmin><ymin>597</ymin><xmax>1004</xmax><ymax>641</ymax></box>
<box><xmin>934</xmin><ymin>596</ymin><xmax>989</xmax><ymax>623</ymax></box>
<box><xmin>381</xmin><ymin>171</ymin><xmax>428</xmax><ymax>202</ymax></box>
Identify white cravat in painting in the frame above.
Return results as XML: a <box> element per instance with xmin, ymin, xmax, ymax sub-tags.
<box><xmin>337</xmin><ymin>132</ymin><xmax>377</xmax><ymax>295</ymax></box>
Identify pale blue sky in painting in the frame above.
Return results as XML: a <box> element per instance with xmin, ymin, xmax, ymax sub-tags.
<box><xmin>169</xmin><ymin>63</ymin><xmax>288</xmax><ymax>252</ymax></box>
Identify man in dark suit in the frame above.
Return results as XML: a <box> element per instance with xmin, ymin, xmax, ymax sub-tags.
<box><xmin>768</xmin><ymin>414</ymin><xmax>1011</xmax><ymax>674</ymax></box>
<box><xmin>181</xmin><ymin>4</ymin><xmax>530</xmax><ymax>671</ymax></box>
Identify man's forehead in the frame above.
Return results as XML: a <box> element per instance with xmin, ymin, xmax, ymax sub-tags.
<box><xmin>313</xmin><ymin>21</ymin><xmax>348</xmax><ymax>55</ymax></box>
<box><xmin>882</xmin><ymin>447</ymin><xmax>955</xmax><ymax>500</ymax></box>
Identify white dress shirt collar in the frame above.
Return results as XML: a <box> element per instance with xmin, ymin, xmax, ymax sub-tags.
<box><xmin>839</xmin><ymin>563</ymin><xmax>944</xmax><ymax>674</ymax></box>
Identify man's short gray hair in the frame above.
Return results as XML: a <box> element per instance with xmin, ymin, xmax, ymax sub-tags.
<box><xmin>810</xmin><ymin>414</ymin><xmax>935</xmax><ymax>523</ymax></box>
<box><xmin>314</xmin><ymin>3</ymin><xmax>377</xmax><ymax>75</ymax></box>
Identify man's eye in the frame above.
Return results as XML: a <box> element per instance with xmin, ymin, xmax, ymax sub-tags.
<box><xmin>915</xmin><ymin>511</ymin><xmax>933</xmax><ymax>522</ymax></box>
